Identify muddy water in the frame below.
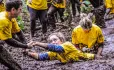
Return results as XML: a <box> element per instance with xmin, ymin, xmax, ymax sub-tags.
<box><xmin>0</xmin><ymin>18</ymin><xmax>114</xmax><ymax>70</ymax></box>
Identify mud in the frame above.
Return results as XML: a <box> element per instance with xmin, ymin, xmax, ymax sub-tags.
<box><xmin>0</xmin><ymin>14</ymin><xmax>114</xmax><ymax>70</ymax></box>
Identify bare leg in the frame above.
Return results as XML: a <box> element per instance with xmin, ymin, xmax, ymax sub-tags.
<box><xmin>27</xmin><ymin>52</ymin><xmax>39</xmax><ymax>59</ymax></box>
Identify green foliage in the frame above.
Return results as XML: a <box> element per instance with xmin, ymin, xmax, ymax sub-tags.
<box><xmin>17</xmin><ymin>16</ymin><xmax>24</xmax><ymax>30</ymax></box>
<box><xmin>63</xmin><ymin>0</ymin><xmax>71</xmax><ymax>20</ymax></box>
<box><xmin>22</xmin><ymin>0</ymin><xmax>28</xmax><ymax>13</ymax></box>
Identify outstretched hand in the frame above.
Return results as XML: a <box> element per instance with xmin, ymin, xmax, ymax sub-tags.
<box><xmin>27</xmin><ymin>40</ymin><xmax>38</xmax><ymax>47</ymax></box>
<box><xmin>27</xmin><ymin>40</ymin><xmax>34</xmax><ymax>46</ymax></box>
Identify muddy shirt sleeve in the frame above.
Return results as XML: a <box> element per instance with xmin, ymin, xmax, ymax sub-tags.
<box><xmin>5</xmin><ymin>38</ymin><xmax>28</xmax><ymax>48</ymax></box>
<box><xmin>79</xmin><ymin>52</ymin><xmax>95</xmax><ymax>60</ymax></box>
<box><xmin>97</xmin><ymin>28</ymin><xmax>104</xmax><ymax>44</ymax></box>
<box><xmin>47</xmin><ymin>44</ymin><xmax>64</xmax><ymax>52</ymax></box>
<box><xmin>16</xmin><ymin>30</ymin><xmax>27</xmax><ymax>44</ymax></box>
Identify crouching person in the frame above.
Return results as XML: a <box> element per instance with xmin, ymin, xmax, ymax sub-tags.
<box><xmin>25</xmin><ymin>32</ymin><xmax>96</xmax><ymax>64</ymax></box>
<box><xmin>0</xmin><ymin>0</ymin><xmax>32</xmax><ymax>70</ymax></box>
<box><xmin>72</xmin><ymin>17</ymin><xmax>104</xmax><ymax>59</ymax></box>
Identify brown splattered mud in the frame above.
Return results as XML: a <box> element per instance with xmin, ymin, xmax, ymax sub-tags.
<box><xmin>0</xmin><ymin>16</ymin><xmax>114</xmax><ymax>70</ymax></box>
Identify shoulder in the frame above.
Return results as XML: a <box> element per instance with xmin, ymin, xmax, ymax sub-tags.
<box><xmin>92</xmin><ymin>24</ymin><xmax>102</xmax><ymax>31</ymax></box>
<box><xmin>73</xmin><ymin>25</ymin><xmax>82</xmax><ymax>32</ymax></box>
<box><xmin>0</xmin><ymin>13</ymin><xmax>9</xmax><ymax>26</ymax></box>
<box><xmin>61</xmin><ymin>41</ymin><xmax>76</xmax><ymax>50</ymax></box>
<box><xmin>61</xmin><ymin>41</ymin><xmax>74</xmax><ymax>47</ymax></box>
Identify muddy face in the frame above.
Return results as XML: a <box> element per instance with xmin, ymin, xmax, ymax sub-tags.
<box><xmin>49</xmin><ymin>35</ymin><xmax>62</xmax><ymax>45</ymax></box>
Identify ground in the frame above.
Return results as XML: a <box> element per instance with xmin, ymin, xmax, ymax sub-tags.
<box><xmin>0</xmin><ymin>14</ymin><xmax>114</xmax><ymax>70</ymax></box>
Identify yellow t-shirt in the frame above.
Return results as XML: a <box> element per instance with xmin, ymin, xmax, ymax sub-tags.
<box><xmin>52</xmin><ymin>0</ymin><xmax>66</xmax><ymax>8</ymax></box>
<box><xmin>27</xmin><ymin>0</ymin><xmax>47</xmax><ymax>10</ymax></box>
<box><xmin>0</xmin><ymin>3</ymin><xmax>5</xmax><ymax>12</ymax></box>
<box><xmin>105</xmin><ymin>0</ymin><xmax>114</xmax><ymax>14</ymax></box>
<box><xmin>72</xmin><ymin>24</ymin><xmax>104</xmax><ymax>49</ymax></box>
<box><xmin>0</xmin><ymin>11</ymin><xmax>20</xmax><ymax>40</ymax></box>
<box><xmin>48</xmin><ymin>42</ymin><xmax>94</xmax><ymax>63</ymax></box>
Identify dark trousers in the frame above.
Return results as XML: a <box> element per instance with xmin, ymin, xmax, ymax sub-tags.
<box><xmin>27</xmin><ymin>6</ymin><xmax>47</xmax><ymax>36</ymax></box>
<box><xmin>89</xmin><ymin>0</ymin><xmax>105</xmax><ymax>27</ymax></box>
<box><xmin>71</xmin><ymin>0</ymin><xmax>81</xmax><ymax>17</ymax></box>
<box><xmin>93</xmin><ymin>5</ymin><xmax>106</xmax><ymax>28</ymax></box>
<box><xmin>47</xmin><ymin>5</ymin><xmax>64</xmax><ymax>27</ymax></box>
<box><xmin>0</xmin><ymin>44</ymin><xmax>22</xmax><ymax>70</ymax></box>
<box><xmin>89</xmin><ymin>0</ymin><xmax>103</xmax><ymax>8</ymax></box>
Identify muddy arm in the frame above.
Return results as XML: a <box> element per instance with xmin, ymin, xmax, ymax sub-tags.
<box><xmin>31</xmin><ymin>42</ymin><xmax>64</xmax><ymax>52</ymax></box>
<box><xmin>97</xmin><ymin>43</ymin><xmax>104</xmax><ymax>56</ymax></box>
<box><xmin>16</xmin><ymin>30</ymin><xmax>27</xmax><ymax>44</ymax></box>
<box><xmin>33</xmin><ymin>42</ymin><xmax>48</xmax><ymax>49</ymax></box>
<box><xmin>5</xmin><ymin>38</ymin><xmax>29</xmax><ymax>49</ymax></box>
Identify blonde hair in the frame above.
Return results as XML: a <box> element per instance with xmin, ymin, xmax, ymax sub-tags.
<box><xmin>80</xmin><ymin>13</ymin><xmax>88</xmax><ymax>19</ymax></box>
<box><xmin>47</xmin><ymin>32</ymin><xmax>66</xmax><ymax>43</ymax></box>
<box><xmin>79</xmin><ymin>17</ymin><xmax>92</xmax><ymax>29</ymax></box>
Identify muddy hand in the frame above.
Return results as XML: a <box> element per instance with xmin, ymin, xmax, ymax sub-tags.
<box><xmin>27</xmin><ymin>40</ymin><xmax>35</xmax><ymax>46</ymax></box>
<box><xmin>82</xmin><ymin>47</ymin><xmax>90</xmax><ymax>52</ymax></box>
<box><xmin>95</xmin><ymin>55</ymin><xmax>103</xmax><ymax>59</ymax></box>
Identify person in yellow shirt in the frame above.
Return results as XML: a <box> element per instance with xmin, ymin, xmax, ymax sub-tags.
<box><xmin>104</xmin><ymin>0</ymin><xmax>114</xmax><ymax>19</ymax></box>
<box><xmin>72</xmin><ymin>17</ymin><xmax>104</xmax><ymax>58</ymax></box>
<box><xmin>0</xmin><ymin>0</ymin><xmax>5</xmax><ymax>12</ymax></box>
<box><xmin>47</xmin><ymin>0</ymin><xmax>66</xmax><ymax>29</ymax></box>
<box><xmin>25</xmin><ymin>32</ymin><xmax>98</xmax><ymax>63</ymax></box>
<box><xmin>0</xmin><ymin>0</ymin><xmax>32</xmax><ymax>70</ymax></box>
<box><xmin>27</xmin><ymin>0</ymin><xmax>48</xmax><ymax>37</ymax></box>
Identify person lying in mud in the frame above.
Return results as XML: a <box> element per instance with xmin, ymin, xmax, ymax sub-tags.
<box><xmin>72</xmin><ymin>17</ymin><xmax>104</xmax><ymax>59</ymax></box>
<box><xmin>25</xmin><ymin>32</ymin><xmax>100</xmax><ymax>64</ymax></box>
